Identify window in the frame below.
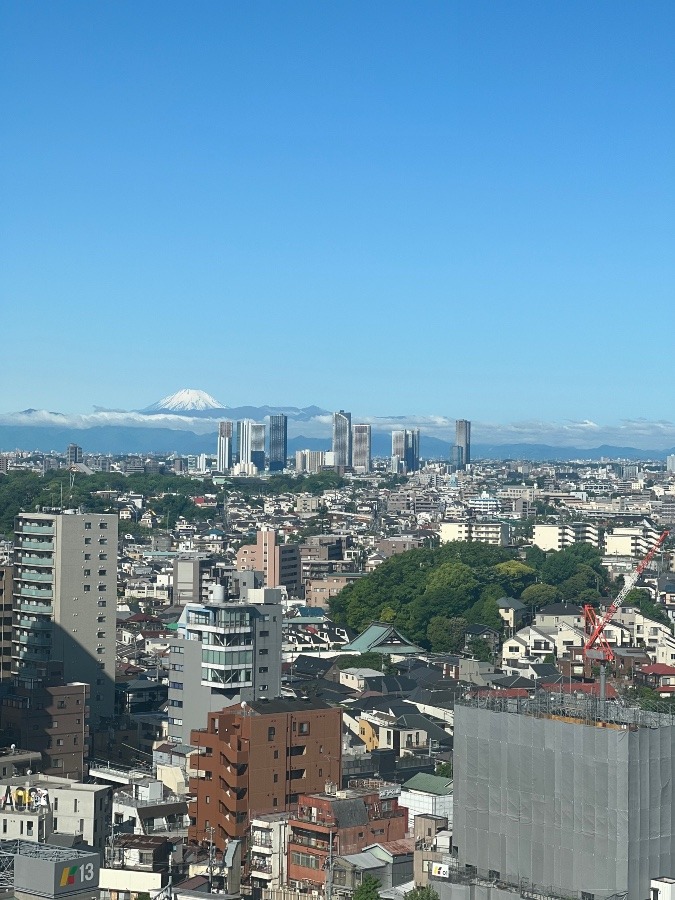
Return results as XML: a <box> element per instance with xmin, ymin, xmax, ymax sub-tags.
<box><xmin>56</xmin><ymin>739</ymin><xmax>64</xmax><ymax>747</ymax></box>
<box><xmin>83</xmin><ymin>569</ymin><xmax>91</xmax><ymax>577</ymax></box>
<box><xmin>57</xmin><ymin>700</ymin><xmax>66</xmax><ymax>709</ymax></box>
<box><xmin>84</xmin><ymin>523</ymin><xmax>92</xmax><ymax>530</ymax></box>
<box><xmin>98</xmin><ymin>569</ymin><xmax>106</xmax><ymax>577</ymax></box>
<box><xmin>259</xmin><ymin>649</ymin><xmax>269</xmax><ymax>656</ymax></box>
<box><xmin>318</xmin><ymin>769</ymin><xmax>322</xmax><ymax>777</ymax></box>
<box><xmin>84</xmin><ymin>554</ymin><xmax>91</xmax><ymax>560</ymax></box>
<box><xmin>260</xmin><ymin>630</ymin><xmax>269</xmax><ymax>637</ymax></box>
<box><xmin>259</xmin><ymin>666</ymin><xmax>268</xmax><ymax>674</ymax></box>
<box><xmin>99</xmin><ymin>521</ymin><xmax>108</xmax><ymax>529</ymax></box>
<box><xmin>274</xmin><ymin>750</ymin><xmax>279</xmax><ymax>759</ymax></box>
<box><xmin>299</xmin><ymin>722</ymin><xmax>310</xmax><ymax>735</ymax></box>
<box><xmin>99</xmin><ymin>538</ymin><xmax>107</xmax><ymax>545</ymax></box>
<box><xmin>98</xmin><ymin>585</ymin><xmax>107</xmax><ymax>591</ymax></box>
<box><xmin>268</xmin><ymin>727</ymin><xmax>276</xmax><ymax>741</ymax></box>
<box><xmin>97</xmin><ymin>600</ymin><xmax>107</xmax><ymax>607</ymax></box>
<box><xmin>83</xmin><ymin>585</ymin><xmax>91</xmax><ymax>592</ymax></box>
<box><xmin>84</xmin><ymin>538</ymin><xmax>92</xmax><ymax>545</ymax></box>
<box><xmin>273</xmin><ymin>774</ymin><xmax>278</xmax><ymax>783</ymax></box>
<box><xmin>74</xmin><ymin>799</ymin><xmax>78</xmax><ymax>812</ymax></box>
<box><xmin>99</xmin><ymin>553</ymin><xmax>107</xmax><ymax>560</ymax></box>
<box><xmin>272</xmin><ymin>798</ymin><xmax>278</xmax><ymax>808</ymax></box>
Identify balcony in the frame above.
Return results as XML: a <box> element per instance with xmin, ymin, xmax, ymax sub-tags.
<box><xmin>19</xmin><ymin>571</ymin><xmax>53</xmax><ymax>584</ymax></box>
<box><xmin>251</xmin><ymin>834</ymin><xmax>273</xmax><ymax>851</ymax></box>
<box><xmin>16</xmin><ymin>634</ymin><xmax>51</xmax><ymax>649</ymax></box>
<box><xmin>289</xmin><ymin>835</ymin><xmax>331</xmax><ymax>852</ymax></box>
<box><xmin>19</xmin><ymin>587</ymin><xmax>53</xmax><ymax>600</ymax></box>
<box><xmin>16</xmin><ymin>618</ymin><xmax>51</xmax><ymax>631</ymax></box>
<box><xmin>219</xmin><ymin>739</ymin><xmax>249</xmax><ymax>767</ymax></box>
<box><xmin>20</xmin><ymin>541</ymin><xmax>54</xmax><ymax>551</ymax></box>
<box><xmin>17</xmin><ymin>648</ymin><xmax>50</xmax><ymax>663</ymax></box>
<box><xmin>250</xmin><ymin>860</ymin><xmax>273</xmax><ymax>877</ymax></box>
<box><xmin>18</xmin><ymin>556</ymin><xmax>53</xmax><ymax>567</ymax></box>
<box><xmin>219</xmin><ymin>788</ymin><xmax>248</xmax><ymax>815</ymax></box>
<box><xmin>20</xmin><ymin>524</ymin><xmax>54</xmax><ymax>535</ymax></box>
<box><xmin>18</xmin><ymin>602</ymin><xmax>53</xmax><ymax>615</ymax></box>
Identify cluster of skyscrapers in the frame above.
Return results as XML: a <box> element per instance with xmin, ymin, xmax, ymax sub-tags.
<box><xmin>217</xmin><ymin>415</ymin><xmax>288</xmax><ymax>475</ymax></box>
<box><xmin>217</xmin><ymin>411</ymin><xmax>471</xmax><ymax>475</ymax></box>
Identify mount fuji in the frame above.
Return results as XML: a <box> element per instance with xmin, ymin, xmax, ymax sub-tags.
<box><xmin>143</xmin><ymin>389</ymin><xmax>227</xmax><ymax>416</ymax></box>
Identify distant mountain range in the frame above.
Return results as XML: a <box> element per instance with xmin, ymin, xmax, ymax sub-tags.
<box><xmin>0</xmin><ymin>389</ymin><xmax>673</xmax><ymax>461</ymax></box>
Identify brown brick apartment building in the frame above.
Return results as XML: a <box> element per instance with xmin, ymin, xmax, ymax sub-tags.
<box><xmin>189</xmin><ymin>698</ymin><xmax>342</xmax><ymax>850</ymax></box>
<box><xmin>287</xmin><ymin>782</ymin><xmax>408</xmax><ymax>888</ymax></box>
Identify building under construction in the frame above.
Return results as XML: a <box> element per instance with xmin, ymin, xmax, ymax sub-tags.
<box><xmin>453</xmin><ymin>693</ymin><xmax>675</xmax><ymax>900</ymax></box>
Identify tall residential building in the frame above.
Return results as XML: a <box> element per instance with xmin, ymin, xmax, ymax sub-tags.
<box><xmin>13</xmin><ymin>511</ymin><xmax>117</xmax><ymax>723</ymax></box>
<box><xmin>295</xmin><ymin>450</ymin><xmax>326</xmax><ymax>474</ymax></box>
<box><xmin>189</xmin><ymin>698</ymin><xmax>342</xmax><ymax>850</ymax></box>
<box><xmin>455</xmin><ymin>419</ymin><xmax>471</xmax><ymax>468</ymax></box>
<box><xmin>668</xmin><ymin>454</ymin><xmax>675</xmax><ymax>474</ymax></box>
<box><xmin>216</xmin><ymin>420</ymin><xmax>234</xmax><ymax>472</ymax></box>
<box><xmin>238</xmin><ymin>420</ymin><xmax>266</xmax><ymax>472</ymax></box>
<box><xmin>269</xmin><ymin>414</ymin><xmax>288</xmax><ymax>472</ymax></box>
<box><xmin>352</xmin><ymin>424</ymin><xmax>372</xmax><ymax>473</ymax></box>
<box><xmin>391</xmin><ymin>429</ymin><xmax>420</xmax><ymax>474</ymax></box>
<box><xmin>167</xmin><ymin>589</ymin><xmax>283</xmax><ymax>745</ymax></box>
<box><xmin>0</xmin><ymin>565</ymin><xmax>12</xmax><ymax>681</ymax></box>
<box><xmin>454</xmin><ymin>695</ymin><xmax>675</xmax><ymax>900</ymax></box>
<box><xmin>66</xmin><ymin>443</ymin><xmax>82</xmax><ymax>465</ymax></box>
<box><xmin>235</xmin><ymin>529</ymin><xmax>301</xmax><ymax>594</ymax></box>
<box><xmin>332</xmin><ymin>410</ymin><xmax>352</xmax><ymax>468</ymax></box>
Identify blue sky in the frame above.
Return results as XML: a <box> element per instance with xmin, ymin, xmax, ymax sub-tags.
<box><xmin>1</xmin><ymin>2</ymin><xmax>674</xmax><ymax>436</ymax></box>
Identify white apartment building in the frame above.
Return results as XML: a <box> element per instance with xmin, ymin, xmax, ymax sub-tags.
<box><xmin>440</xmin><ymin>520</ymin><xmax>511</xmax><ymax>547</ymax></box>
<box><xmin>250</xmin><ymin>813</ymin><xmax>290</xmax><ymax>891</ymax></box>
<box><xmin>533</xmin><ymin>523</ymin><xmax>600</xmax><ymax>552</ymax></box>
<box><xmin>604</xmin><ymin>523</ymin><xmax>661</xmax><ymax>558</ymax></box>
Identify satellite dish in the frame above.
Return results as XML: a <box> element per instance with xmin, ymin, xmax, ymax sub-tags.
<box><xmin>240</xmin><ymin>701</ymin><xmax>247</xmax><ymax>709</ymax></box>
<box><xmin>10</xmin><ymin>744</ymin><xmax>15</xmax><ymax>752</ymax></box>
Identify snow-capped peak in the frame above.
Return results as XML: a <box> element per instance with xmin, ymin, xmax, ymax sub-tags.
<box><xmin>145</xmin><ymin>389</ymin><xmax>225</xmax><ymax>412</ymax></box>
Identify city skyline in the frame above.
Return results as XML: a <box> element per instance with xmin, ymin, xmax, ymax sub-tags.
<box><xmin>2</xmin><ymin>4</ymin><xmax>673</xmax><ymax>422</ymax></box>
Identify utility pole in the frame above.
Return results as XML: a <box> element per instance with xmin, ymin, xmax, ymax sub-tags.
<box><xmin>206</xmin><ymin>825</ymin><xmax>215</xmax><ymax>891</ymax></box>
<box><xmin>325</xmin><ymin>829</ymin><xmax>334</xmax><ymax>900</ymax></box>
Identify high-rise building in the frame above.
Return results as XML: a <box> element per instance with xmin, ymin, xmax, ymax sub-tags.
<box><xmin>167</xmin><ymin>588</ymin><xmax>284</xmax><ymax>745</ymax></box>
<box><xmin>13</xmin><ymin>511</ymin><xmax>117</xmax><ymax>724</ymax></box>
<box><xmin>352</xmin><ymin>424</ymin><xmax>372</xmax><ymax>473</ymax></box>
<box><xmin>391</xmin><ymin>429</ymin><xmax>421</xmax><ymax>474</ymax></box>
<box><xmin>332</xmin><ymin>411</ymin><xmax>352</xmax><ymax>468</ymax></box>
<box><xmin>269</xmin><ymin>415</ymin><xmax>288</xmax><ymax>472</ymax></box>
<box><xmin>295</xmin><ymin>450</ymin><xmax>326</xmax><ymax>474</ymax></box>
<box><xmin>216</xmin><ymin>420</ymin><xmax>234</xmax><ymax>472</ymax></box>
<box><xmin>66</xmin><ymin>444</ymin><xmax>82</xmax><ymax>465</ymax></box>
<box><xmin>668</xmin><ymin>454</ymin><xmax>675</xmax><ymax>474</ymax></box>
<box><xmin>238</xmin><ymin>420</ymin><xmax>266</xmax><ymax>473</ymax></box>
<box><xmin>455</xmin><ymin>419</ymin><xmax>471</xmax><ymax>468</ymax></box>
<box><xmin>454</xmin><ymin>695</ymin><xmax>675</xmax><ymax>900</ymax></box>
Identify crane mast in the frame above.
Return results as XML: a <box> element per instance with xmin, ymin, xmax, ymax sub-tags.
<box><xmin>584</xmin><ymin>529</ymin><xmax>669</xmax><ymax>663</ymax></box>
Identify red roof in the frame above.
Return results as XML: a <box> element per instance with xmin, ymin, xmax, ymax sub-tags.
<box><xmin>640</xmin><ymin>663</ymin><xmax>675</xmax><ymax>676</ymax></box>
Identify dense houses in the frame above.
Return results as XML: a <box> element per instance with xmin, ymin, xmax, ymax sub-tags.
<box><xmin>2</xmin><ymin>446</ymin><xmax>675</xmax><ymax>899</ymax></box>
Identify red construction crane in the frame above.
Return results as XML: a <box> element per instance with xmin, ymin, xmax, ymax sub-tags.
<box><xmin>584</xmin><ymin>529</ymin><xmax>669</xmax><ymax>664</ymax></box>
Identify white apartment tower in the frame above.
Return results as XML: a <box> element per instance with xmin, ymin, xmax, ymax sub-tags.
<box><xmin>13</xmin><ymin>511</ymin><xmax>117</xmax><ymax>723</ymax></box>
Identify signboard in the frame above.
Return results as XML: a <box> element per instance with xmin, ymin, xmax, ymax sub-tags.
<box><xmin>378</xmin><ymin>785</ymin><xmax>401</xmax><ymax>800</ymax></box>
<box><xmin>14</xmin><ymin>851</ymin><xmax>99</xmax><ymax>898</ymax></box>
<box><xmin>431</xmin><ymin>863</ymin><xmax>449</xmax><ymax>879</ymax></box>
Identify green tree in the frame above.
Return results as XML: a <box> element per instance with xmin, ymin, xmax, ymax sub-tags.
<box><xmin>354</xmin><ymin>876</ymin><xmax>381</xmax><ymax>900</ymax></box>
<box><xmin>521</xmin><ymin>583</ymin><xmax>561</xmax><ymax>610</ymax></box>
<box><xmin>426</xmin><ymin>616</ymin><xmax>468</xmax><ymax>653</ymax></box>
<box><xmin>467</xmin><ymin>637</ymin><xmax>493</xmax><ymax>662</ymax></box>
<box><xmin>435</xmin><ymin>761</ymin><xmax>453</xmax><ymax>778</ymax></box>
<box><xmin>335</xmin><ymin>652</ymin><xmax>386</xmax><ymax>672</ymax></box>
<box><xmin>492</xmin><ymin>560</ymin><xmax>537</xmax><ymax>596</ymax></box>
<box><xmin>405</xmin><ymin>886</ymin><xmax>440</xmax><ymax>900</ymax></box>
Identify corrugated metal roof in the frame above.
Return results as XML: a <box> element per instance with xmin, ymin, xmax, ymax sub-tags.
<box><xmin>402</xmin><ymin>773</ymin><xmax>453</xmax><ymax>796</ymax></box>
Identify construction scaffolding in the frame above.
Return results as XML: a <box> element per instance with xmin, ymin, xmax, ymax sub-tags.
<box><xmin>453</xmin><ymin>697</ymin><xmax>675</xmax><ymax>900</ymax></box>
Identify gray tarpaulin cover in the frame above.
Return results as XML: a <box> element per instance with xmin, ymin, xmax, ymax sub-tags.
<box><xmin>454</xmin><ymin>704</ymin><xmax>675</xmax><ymax>899</ymax></box>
